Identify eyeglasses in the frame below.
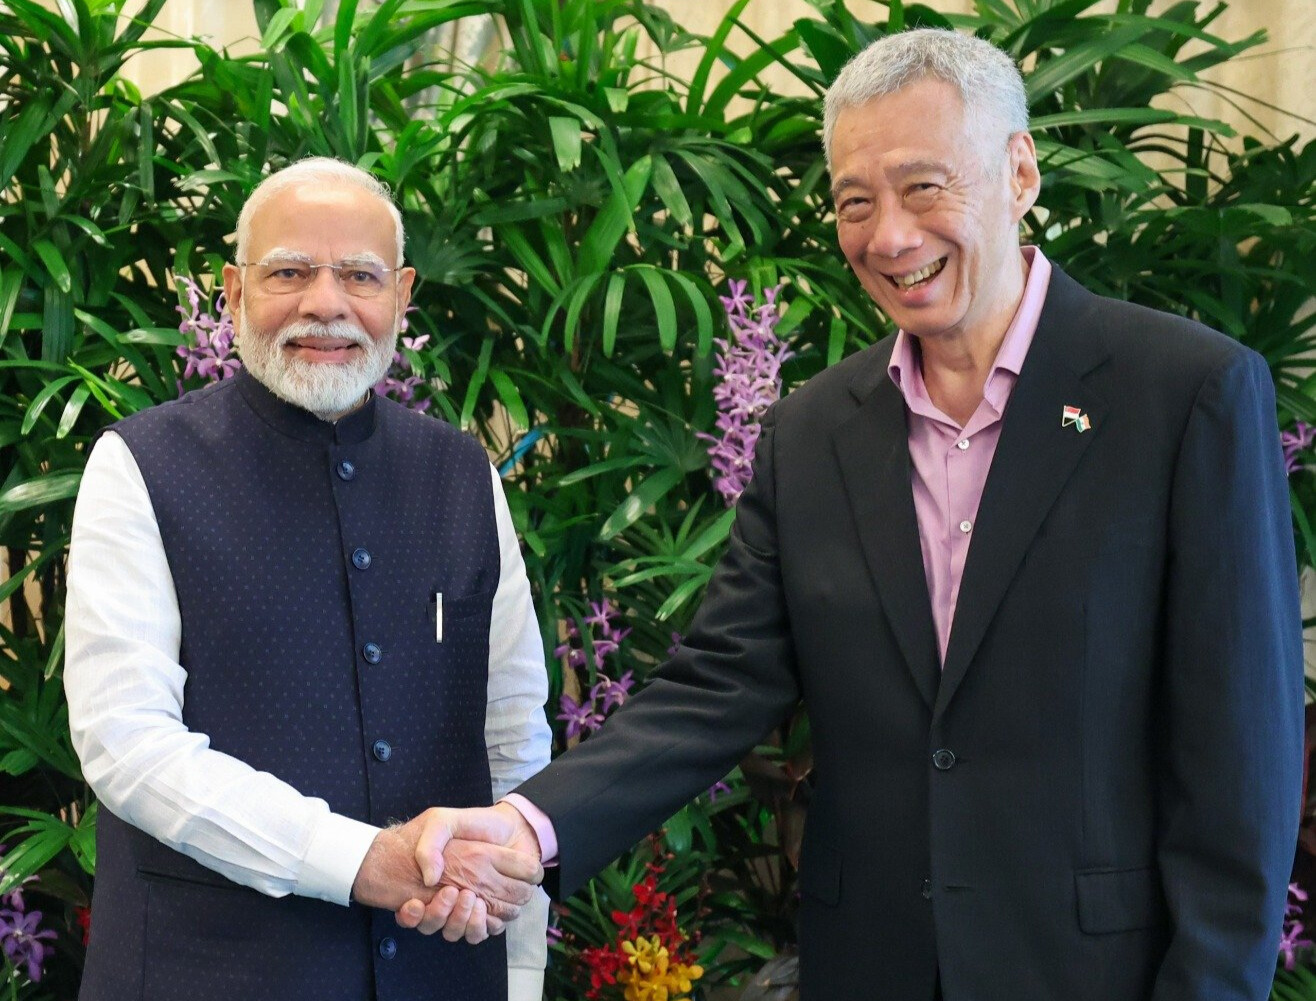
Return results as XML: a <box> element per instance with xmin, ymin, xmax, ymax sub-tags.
<box><xmin>236</xmin><ymin>258</ymin><xmax>399</xmax><ymax>299</ymax></box>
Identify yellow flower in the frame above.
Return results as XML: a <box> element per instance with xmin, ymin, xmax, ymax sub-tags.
<box><xmin>616</xmin><ymin>936</ymin><xmax>705</xmax><ymax>1001</ymax></box>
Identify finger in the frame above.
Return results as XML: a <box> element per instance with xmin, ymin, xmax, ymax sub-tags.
<box><xmin>464</xmin><ymin>898</ymin><xmax>490</xmax><ymax>946</ymax></box>
<box><xmin>413</xmin><ymin>810</ymin><xmax>454</xmax><ymax>887</ymax></box>
<box><xmin>441</xmin><ymin>889</ymin><xmax>477</xmax><ymax>943</ymax></box>
<box><xmin>489</xmin><ymin>845</ymin><xmax>545</xmax><ymax>886</ymax></box>
<box><xmin>486</xmin><ymin>914</ymin><xmax>506</xmax><ymax>937</ymax></box>
<box><xmin>485</xmin><ymin>896</ymin><xmax>522</xmax><ymax>922</ymax></box>
<box><xmin>395</xmin><ymin>897</ymin><xmax>426</xmax><ymax>930</ymax></box>
<box><xmin>417</xmin><ymin>885</ymin><xmax>460</xmax><ymax>936</ymax></box>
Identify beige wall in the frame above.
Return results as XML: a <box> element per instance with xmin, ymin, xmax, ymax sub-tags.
<box><xmin>642</xmin><ymin>0</ymin><xmax>1312</xmax><ymax>146</ymax></box>
<box><xmin>115</xmin><ymin>1</ymin><xmax>1312</xmax><ymax>146</ymax></box>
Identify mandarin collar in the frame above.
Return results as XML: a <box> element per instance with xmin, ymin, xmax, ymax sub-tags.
<box><xmin>236</xmin><ymin>368</ymin><xmax>378</xmax><ymax>445</ymax></box>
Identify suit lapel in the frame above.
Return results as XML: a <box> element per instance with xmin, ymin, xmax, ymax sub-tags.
<box><xmin>833</xmin><ymin>349</ymin><xmax>941</xmax><ymax>710</ymax></box>
<box><xmin>935</xmin><ymin>269</ymin><xmax>1109</xmax><ymax>720</ymax></box>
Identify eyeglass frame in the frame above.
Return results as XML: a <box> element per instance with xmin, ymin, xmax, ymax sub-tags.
<box><xmin>234</xmin><ymin>253</ymin><xmax>404</xmax><ymax>299</ymax></box>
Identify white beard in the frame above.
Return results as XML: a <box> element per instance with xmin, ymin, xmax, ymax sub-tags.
<box><xmin>236</xmin><ymin>301</ymin><xmax>397</xmax><ymax>420</ymax></box>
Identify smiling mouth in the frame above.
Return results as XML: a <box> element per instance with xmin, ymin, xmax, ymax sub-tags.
<box><xmin>886</xmin><ymin>257</ymin><xmax>947</xmax><ymax>289</ymax></box>
<box><xmin>286</xmin><ymin>339</ymin><xmax>360</xmax><ymax>353</ymax></box>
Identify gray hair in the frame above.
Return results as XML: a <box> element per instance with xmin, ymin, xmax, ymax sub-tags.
<box><xmin>234</xmin><ymin>157</ymin><xmax>406</xmax><ymax>266</ymax></box>
<box><xmin>823</xmin><ymin>28</ymin><xmax>1029</xmax><ymax>170</ymax></box>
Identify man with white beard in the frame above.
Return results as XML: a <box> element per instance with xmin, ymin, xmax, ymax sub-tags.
<box><xmin>63</xmin><ymin>158</ymin><xmax>551</xmax><ymax>1001</ymax></box>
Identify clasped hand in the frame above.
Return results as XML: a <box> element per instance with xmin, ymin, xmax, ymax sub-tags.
<box><xmin>351</xmin><ymin>802</ymin><xmax>542</xmax><ymax>944</ymax></box>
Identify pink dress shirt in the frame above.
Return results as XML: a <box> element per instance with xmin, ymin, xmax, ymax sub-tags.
<box><xmin>890</xmin><ymin>245</ymin><xmax>1051</xmax><ymax>663</ymax></box>
<box><xmin>509</xmin><ymin>246</ymin><xmax>1054</xmax><ymax>862</ymax></box>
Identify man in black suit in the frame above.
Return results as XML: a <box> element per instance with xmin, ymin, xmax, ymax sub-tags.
<box><xmin>403</xmin><ymin>28</ymin><xmax>1304</xmax><ymax>1000</ymax></box>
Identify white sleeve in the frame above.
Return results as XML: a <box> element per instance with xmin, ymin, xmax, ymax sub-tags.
<box><xmin>64</xmin><ymin>431</ymin><xmax>379</xmax><ymax>906</ymax></box>
<box><xmin>484</xmin><ymin>463</ymin><xmax>552</xmax><ymax>995</ymax></box>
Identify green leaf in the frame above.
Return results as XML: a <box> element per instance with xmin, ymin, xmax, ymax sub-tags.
<box><xmin>488</xmin><ymin>369</ymin><xmax>530</xmax><ymax>431</ymax></box>
<box><xmin>635</xmin><ymin>267</ymin><xmax>678</xmax><ymax>353</ymax></box>
<box><xmin>0</xmin><ymin>470</ymin><xmax>82</xmax><ymax>514</ymax></box>
<box><xmin>260</xmin><ymin>5</ymin><xmax>301</xmax><ymax>50</ymax></box>
<box><xmin>601</xmin><ymin>271</ymin><xmax>625</xmax><ymax>358</ymax></box>
<box><xmin>42</xmin><ymin>283</ymin><xmax>75</xmax><ymax>364</ymax></box>
<box><xmin>56</xmin><ymin>383</ymin><xmax>91</xmax><ymax>439</ymax></box>
<box><xmin>0</xmin><ymin>749</ymin><xmax>39</xmax><ymax>776</ymax></box>
<box><xmin>20</xmin><ymin>375</ymin><xmax>79</xmax><ymax>435</ymax></box>
<box><xmin>548</xmin><ymin>116</ymin><xmax>583</xmax><ymax>172</ymax></box>
<box><xmin>598</xmin><ymin>466</ymin><xmax>684</xmax><ymax>541</ymax></box>
<box><xmin>33</xmin><ymin>239</ymin><xmax>73</xmax><ymax>295</ymax></box>
<box><xmin>650</xmin><ymin>155</ymin><xmax>693</xmax><ymax>229</ymax></box>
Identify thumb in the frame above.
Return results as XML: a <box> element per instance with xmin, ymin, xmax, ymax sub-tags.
<box><xmin>446</xmin><ymin>805</ymin><xmax>516</xmax><ymax>846</ymax></box>
<box><xmin>413</xmin><ymin>809</ymin><xmax>456</xmax><ymax>887</ymax></box>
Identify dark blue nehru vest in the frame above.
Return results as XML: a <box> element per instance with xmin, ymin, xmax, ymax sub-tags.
<box><xmin>79</xmin><ymin>370</ymin><xmax>507</xmax><ymax>1001</ymax></box>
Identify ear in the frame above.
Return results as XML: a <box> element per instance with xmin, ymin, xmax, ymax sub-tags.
<box><xmin>1007</xmin><ymin>131</ymin><xmax>1041</xmax><ymax>222</ymax></box>
<box><xmin>396</xmin><ymin>266</ymin><xmax>416</xmax><ymax>320</ymax></box>
<box><xmin>222</xmin><ymin>263</ymin><xmax>244</xmax><ymax>324</ymax></box>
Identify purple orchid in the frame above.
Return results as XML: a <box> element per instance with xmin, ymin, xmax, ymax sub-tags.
<box><xmin>1280</xmin><ymin>881</ymin><xmax>1313</xmax><ymax>969</ymax></box>
<box><xmin>375</xmin><ymin>332</ymin><xmax>432</xmax><ymax>412</ymax></box>
<box><xmin>555</xmin><ymin>598</ymin><xmax>636</xmax><ymax>739</ymax></box>
<box><xmin>706</xmin><ymin>780</ymin><xmax>732</xmax><ymax>802</ymax></box>
<box><xmin>699</xmin><ymin>280</ymin><xmax>794</xmax><ymax>505</ymax></box>
<box><xmin>591</xmin><ymin>671</ymin><xmax>635</xmax><ymax>714</ymax></box>
<box><xmin>1282</xmin><ymin>422</ymin><xmax>1316</xmax><ymax>475</ymax></box>
<box><xmin>0</xmin><ymin>908</ymin><xmax>57</xmax><ymax>982</ymax></box>
<box><xmin>176</xmin><ymin>278</ymin><xmax>241</xmax><ymax>389</ymax></box>
<box><xmin>557</xmin><ymin>693</ymin><xmax>605</xmax><ymax>740</ymax></box>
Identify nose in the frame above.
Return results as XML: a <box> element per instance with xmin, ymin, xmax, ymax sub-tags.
<box><xmin>866</xmin><ymin>196</ymin><xmax>923</xmax><ymax>261</ymax></box>
<box><xmin>296</xmin><ymin>265</ymin><xmax>351</xmax><ymax>323</ymax></box>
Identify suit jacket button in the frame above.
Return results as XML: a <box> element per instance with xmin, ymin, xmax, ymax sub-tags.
<box><xmin>372</xmin><ymin>740</ymin><xmax>392</xmax><ymax>762</ymax></box>
<box><xmin>378</xmin><ymin>937</ymin><xmax>397</xmax><ymax>959</ymax></box>
<box><xmin>336</xmin><ymin>460</ymin><xmax>356</xmax><ymax>481</ymax></box>
<box><xmin>351</xmin><ymin>548</ymin><xmax>372</xmax><ymax>570</ymax></box>
<box><xmin>932</xmin><ymin>748</ymin><xmax>956</xmax><ymax>770</ymax></box>
<box><xmin>922</xmin><ymin>878</ymin><xmax>933</xmax><ymax>899</ymax></box>
<box><xmin>362</xmin><ymin>642</ymin><xmax>382</xmax><ymax>664</ymax></box>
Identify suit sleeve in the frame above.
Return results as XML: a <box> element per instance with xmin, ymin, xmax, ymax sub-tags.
<box><xmin>512</xmin><ymin>413</ymin><xmax>802</xmax><ymax>896</ymax></box>
<box><xmin>1152</xmin><ymin>349</ymin><xmax>1304</xmax><ymax>1000</ymax></box>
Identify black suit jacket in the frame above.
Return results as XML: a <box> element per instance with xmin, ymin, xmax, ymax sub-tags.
<box><xmin>516</xmin><ymin>266</ymin><xmax>1304</xmax><ymax>1000</ymax></box>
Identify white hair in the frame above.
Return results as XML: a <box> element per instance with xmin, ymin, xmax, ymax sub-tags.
<box><xmin>823</xmin><ymin>28</ymin><xmax>1029</xmax><ymax>170</ymax></box>
<box><xmin>234</xmin><ymin>157</ymin><xmax>406</xmax><ymax>266</ymax></box>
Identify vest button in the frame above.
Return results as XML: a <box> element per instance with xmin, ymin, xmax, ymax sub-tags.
<box><xmin>921</xmin><ymin>878</ymin><xmax>933</xmax><ymax>899</ymax></box>
<box><xmin>378</xmin><ymin>936</ymin><xmax>397</xmax><ymax>960</ymax></box>
<box><xmin>372</xmin><ymin>740</ymin><xmax>392</xmax><ymax>762</ymax></box>
<box><xmin>336</xmin><ymin>460</ymin><xmax>357</xmax><ymax>481</ymax></box>
<box><xmin>362</xmin><ymin>642</ymin><xmax>382</xmax><ymax>664</ymax></box>
<box><xmin>932</xmin><ymin>748</ymin><xmax>956</xmax><ymax>771</ymax></box>
<box><xmin>351</xmin><ymin>548</ymin><xmax>372</xmax><ymax>570</ymax></box>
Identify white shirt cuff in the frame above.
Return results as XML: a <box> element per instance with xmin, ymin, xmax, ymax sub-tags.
<box><xmin>508</xmin><ymin>966</ymin><xmax>545</xmax><ymax>1001</ymax></box>
<box><xmin>296</xmin><ymin>812</ymin><xmax>381</xmax><ymax>905</ymax></box>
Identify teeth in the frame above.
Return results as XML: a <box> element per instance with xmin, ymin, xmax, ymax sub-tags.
<box><xmin>893</xmin><ymin>259</ymin><xmax>945</xmax><ymax>288</ymax></box>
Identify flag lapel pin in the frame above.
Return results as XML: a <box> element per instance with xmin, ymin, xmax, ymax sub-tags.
<box><xmin>1061</xmin><ymin>405</ymin><xmax>1091</xmax><ymax>433</ymax></box>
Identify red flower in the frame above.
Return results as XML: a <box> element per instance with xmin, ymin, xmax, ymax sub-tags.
<box><xmin>75</xmin><ymin>906</ymin><xmax>91</xmax><ymax>946</ymax></box>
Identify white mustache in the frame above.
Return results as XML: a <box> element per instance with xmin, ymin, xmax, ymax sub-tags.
<box><xmin>275</xmin><ymin>321</ymin><xmax>372</xmax><ymax>348</ymax></box>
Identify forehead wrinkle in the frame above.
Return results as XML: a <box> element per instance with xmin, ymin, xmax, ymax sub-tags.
<box><xmin>337</xmin><ymin>252</ymin><xmax>388</xmax><ymax>268</ymax></box>
<box><xmin>890</xmin><ymin>158</ymin><xmax>952</xmax><ymax>177</ymax></box>
<box><xmin>256</xmin><ymin>247</ymin><xmax>313</xmax><ymax>265</ymax></box>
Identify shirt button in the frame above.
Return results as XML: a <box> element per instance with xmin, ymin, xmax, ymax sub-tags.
<box><xmin>378</xmin><ymin>937</ymin><xmax>397</xmax><ymax>960</ymax></box>
<box><xmin>959</xmin><ymin>520</ymin><xmax>973</xmax><ymax>534</ymax></box>
<box><xmin>362</xmin><ymin>642</ymin><xmax>382</xmax><ymax>664</ymax></box>
<box><xmin>921</xmin><ymin>878</ymin><xmax>933</xmax><ymax>899</ymax></box>
<box><xmin>372</xmin><ymin>740</ymin><xmax>392</xmax><ymax>762</ymax></box>
<box><xmin>932</xmin><ymin>748</ymin><xmax>956</xmax><ymax>771</ymax></box>
<box><xmin>351</xmin><ymin>548</ymin><xmax>372</xmax><ymax>570</ymax></box>
<box><xmin>336</xmin><ymin>460</ymin><xmax>357</xmax><ymax>481</ymax></box>
<box><xmin>956</xmin><ymin>439</ymin><xmax>970</xmax><ymax>451</ymax></box>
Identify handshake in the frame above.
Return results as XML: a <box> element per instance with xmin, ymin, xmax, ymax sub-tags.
<box><xmin>350</xmin><ymin>801</ymin><xmax>543</xmax><ymax>944</ymax></box>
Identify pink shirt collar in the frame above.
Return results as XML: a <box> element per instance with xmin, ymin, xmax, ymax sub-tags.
<box><xmin>887</xmin><ymin>246</ymin><xmax>1052</xmax><ymax>424</ymax></box>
